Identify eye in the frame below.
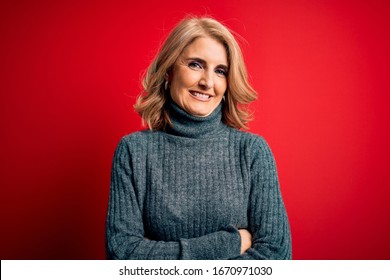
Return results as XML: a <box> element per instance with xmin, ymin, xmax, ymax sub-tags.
<box><xmin>188</xmin><ymin>61</ymin><xmax>202</xmax><ymax>69</ymax></box>
<box><xmin>215</xmin><ymin>68</ymin><xmax>227</xmax><ymax>77</ymax></box>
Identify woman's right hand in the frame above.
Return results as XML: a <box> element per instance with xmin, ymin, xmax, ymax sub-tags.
<box><xmin>238</xmin><ymin>229</ymin><xmax>252</xmax><ymax>254</ymax></box>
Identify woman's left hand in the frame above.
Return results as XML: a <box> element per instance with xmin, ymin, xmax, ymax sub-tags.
<box><xmin>238</xmin><ymin>229</ymin><xmax>252</xmax><ymax>254</ymax></box>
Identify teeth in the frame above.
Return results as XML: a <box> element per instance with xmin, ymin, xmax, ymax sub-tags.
<box><xmin>192</xmin><ymin>92</ymin><xmax>210</xmax><ymax>99</ymax></box>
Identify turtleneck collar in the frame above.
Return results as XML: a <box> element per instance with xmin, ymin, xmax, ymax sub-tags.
<box><xmin>165</xmin><ymin>101</ymin><xmax>227</xmax><ymax>139</ymax></box>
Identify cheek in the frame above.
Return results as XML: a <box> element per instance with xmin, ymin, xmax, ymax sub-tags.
<box><xmin>170</xmin><ymin>77</ymin><xmax>184</xmax><ymax>100</ymax></box>
<box><xmin>179</xmin><ymin>70</ymin><xmax>199</xmax><ymax>87</ymax></box>
<box><xmin>171</xmin><ymin>69</ymin><xmax>194</xmax><ymax>93</ymax></box>
<box><xmin>216</xmin><ymin>79</ymin><xmax>227</xmax><ymax>96</ymax></box>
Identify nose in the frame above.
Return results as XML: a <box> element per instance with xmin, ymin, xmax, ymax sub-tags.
<box><xmin>198</xmin><ymin>69</ymin><xmax>214</xmax><ymax>89</ymax></box>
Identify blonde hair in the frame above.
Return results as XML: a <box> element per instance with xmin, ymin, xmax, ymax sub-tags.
<box><xmin>135</xmin><ymin>16</ymin><xmax>257</xmax><ymax>130</ymax></box>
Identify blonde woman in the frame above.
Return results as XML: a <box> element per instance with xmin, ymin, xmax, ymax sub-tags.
<box><xmin>106</xmin><ymin>16</ymin><xmax>292</xmax><ymax>259</ymax></box>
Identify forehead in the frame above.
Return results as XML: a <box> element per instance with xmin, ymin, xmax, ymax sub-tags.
<box><xmin>180</xmin><ymin>36</ymin><xmax>228</xmax><ymax>66</ymax></box>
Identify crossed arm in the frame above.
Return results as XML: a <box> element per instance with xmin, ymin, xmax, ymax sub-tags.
<box><xmin>106</xmin><ymin>137</ymin><xmax>291</xmax><ymax>260</ymax></box>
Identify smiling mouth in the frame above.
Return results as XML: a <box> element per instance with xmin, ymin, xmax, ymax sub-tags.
<box><xmin>189</xmin><ymin>91</ymin><xmax>212</xmax><ymax>101</ymax></box>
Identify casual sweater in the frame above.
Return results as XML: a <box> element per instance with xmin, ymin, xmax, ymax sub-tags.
<box><xmin>106</xmin><ymin>102</ymin><xmax>292</xmax><ymax>260</ymax></box>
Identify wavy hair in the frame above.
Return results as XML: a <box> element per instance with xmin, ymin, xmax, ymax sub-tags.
<box><xmin>134</xmin><ymin>16</ymin><xmax>257</xmax><ymax>130</ymax></box>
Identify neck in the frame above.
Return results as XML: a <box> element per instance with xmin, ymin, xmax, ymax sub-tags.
<box><xmin>165</xmin><ymin>101</ymin><xmax>226</xmax><ymax>139</ymax></box>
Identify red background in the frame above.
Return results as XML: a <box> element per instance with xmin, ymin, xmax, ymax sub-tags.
<box><xmin>1</xmin><ymin>0</ymin><xmax>389</xmax><ymax>259</ymax></box>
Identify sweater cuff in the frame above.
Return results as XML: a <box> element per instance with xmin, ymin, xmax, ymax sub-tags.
<box><xmin>179</xmin><ymin>225</ymin><xmax>241</xmax><ymax>260</ymax></box>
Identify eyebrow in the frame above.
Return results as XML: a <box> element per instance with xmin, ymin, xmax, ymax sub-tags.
<box><xmin>185</xmin><ymin>57</ymin><xmax>229</xmax><ymax>70</ymax></box>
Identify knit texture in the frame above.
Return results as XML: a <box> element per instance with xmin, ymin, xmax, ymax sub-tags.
<box><xmin>106</xmin><ymin>102</ymin><xmax>292</xmax><ymax>259</ymax></box>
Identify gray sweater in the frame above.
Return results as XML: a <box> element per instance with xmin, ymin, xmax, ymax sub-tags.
<box><xmin>106</xmin><ymin>102</ymin><xmax>292</xmax><ymax>259</ymax></box>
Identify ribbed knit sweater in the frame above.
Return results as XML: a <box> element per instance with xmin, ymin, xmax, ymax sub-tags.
<box><xmin>106</xmin><ymin>102</ymin><xmax>292</xmax><ymax>260</ymax></box>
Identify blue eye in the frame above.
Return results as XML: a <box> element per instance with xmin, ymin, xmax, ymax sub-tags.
<box><xmin>188</xmin><ymin>61</ymin><xmax>202</xmax><ymax>69</ymax></box>
<box><xmin>216</xmin><ymin>68</ymin><xmax>227</xmax><ymax>76</ymax></box>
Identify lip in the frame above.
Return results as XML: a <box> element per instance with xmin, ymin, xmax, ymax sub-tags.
<box><xmin>188</xmin><ymin>90</ymin><xmax>215</xmax><ymax>102</ymax></box>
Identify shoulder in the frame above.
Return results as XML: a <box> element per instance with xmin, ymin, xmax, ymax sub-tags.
<box><xmin>112</xmin><ymin>130</ymin><xmax>161</xmax><ymax>156</ymax></box>
<box><xmin>228</xmin><ymin>128</ymin><xmax>277</xmax><ymax>168</ymax></box>
<box><xmin>228</xmin><ymin>128</ymin><xmax>272</xmax><ymax>151</ymax></box>
<box><xmin>118</xmin><ymin>129</ymin><xmax>162</xmax><ymax>146</ymax></box>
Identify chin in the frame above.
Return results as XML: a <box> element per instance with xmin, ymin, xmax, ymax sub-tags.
<box><xmin>184</xmin><ymin>100</ymin><xmax>219</xmax><ymax>117</ymax></box>
<box><xmin>188</xmin><ymin>107</ymin><xmax>213</xmax><ymax>117</ymax></box>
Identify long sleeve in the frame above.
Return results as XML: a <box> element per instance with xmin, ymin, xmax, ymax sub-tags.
<box><xmin>232</xmin><ymin>137</ymin><xmax>292</xmax><ymax>260</ymax></box>
<box><xmin>105</xmin><ymin>138</ymin><xmax>242</xmax><ymax>260</ymax></box>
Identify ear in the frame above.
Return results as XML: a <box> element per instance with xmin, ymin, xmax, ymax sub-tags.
<box><xmin>165</xmin><ymin>67</ymin><xmax>173</xmax><ymax>82</ymax></box>
<box><xmin>164</xmin><ymin>71</ymin><xmax>172</xmax><ymax>91</ymax></box>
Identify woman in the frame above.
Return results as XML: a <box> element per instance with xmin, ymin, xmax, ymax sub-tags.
<box><xmin>106</xmin><ymin>16</ymin><xmax>292</xmax><ymax>259</ymax></box>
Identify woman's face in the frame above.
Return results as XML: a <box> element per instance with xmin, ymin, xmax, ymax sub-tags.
<box><xmin>169</xmin><ymin>36</ymin><xmax>228</xmax><ymax>117</ymax></box>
